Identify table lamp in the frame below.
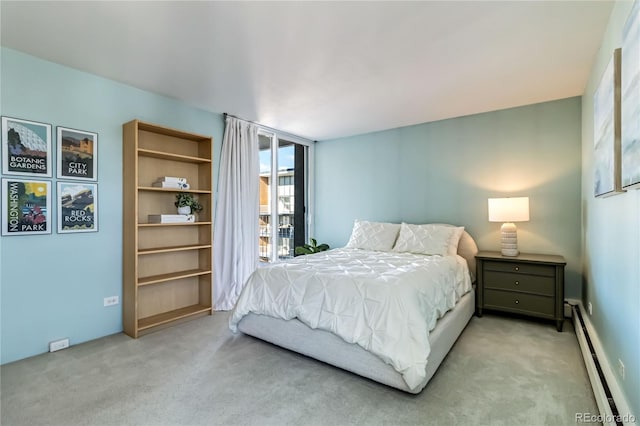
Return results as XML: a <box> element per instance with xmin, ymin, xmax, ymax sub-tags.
<box><xmin>488</xmin><ymin>197</ymin><xmax>530</xmax><ymax>257</ymax></box>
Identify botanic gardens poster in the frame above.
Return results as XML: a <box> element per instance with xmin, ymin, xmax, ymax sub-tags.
<box><xmin>2</xmin><ymin>117</ymin><xmax>52</xmax><ymax>177</ymax></box>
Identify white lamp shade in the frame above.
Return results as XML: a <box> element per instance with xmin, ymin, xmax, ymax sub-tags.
<box><xmin>488</xmin><ymin>197</ymin><xmax>530</xmax><ymax>222</ymax></box>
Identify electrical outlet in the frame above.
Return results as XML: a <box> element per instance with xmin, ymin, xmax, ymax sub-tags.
<box><xmin>49</xmin><ymin>338</ymin><xmax>69</xmax><ymax>352</ymax></box>
<box><xmin>618</xmin><ymin>359</ymin><xmax>625</xmax><ymax>380</ymax></box>
<box><xmin>103</xmin><ymin>296</ymin><xmax>119</xmax><ymax>307</ymax></box>
<box><xmin>588</xmin><ymin>302</ymin><xmax>593</xmax><ymax>315</ymax></box>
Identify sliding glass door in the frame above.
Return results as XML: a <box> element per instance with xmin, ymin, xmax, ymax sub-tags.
<box><xmin>258</xmin><ymin>131</ymin><xmax>312</xmax><ymax>263</ymax></box>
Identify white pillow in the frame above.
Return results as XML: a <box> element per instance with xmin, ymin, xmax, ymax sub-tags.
<box><xmin>393</xmin><ymin>223</ymin><xmax>464</xmax><ymax>256</ymax></box>
<box><xmin>345</xmin><ymin>220</ymin><xmax>400</xmax><ymax>251</ymax></box>
<box><xmin>437</xmin><ymin>224</ymin><xmax>465</xmax><ymax>256</ymax></box>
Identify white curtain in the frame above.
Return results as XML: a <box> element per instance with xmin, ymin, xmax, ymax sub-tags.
<box><xmin>213</xmin><ymin>116</ymin><xmax>259</xmax><ymax>310</ymax></box>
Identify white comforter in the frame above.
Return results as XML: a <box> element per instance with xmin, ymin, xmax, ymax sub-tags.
<box><xmin>229</xmin><ymin>248</ymin><xmax>472</xmax><ymax>390</ymax></box>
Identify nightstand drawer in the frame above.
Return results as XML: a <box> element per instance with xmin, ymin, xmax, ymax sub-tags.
<box><xmin>484</xmin><ymin>261</ymin><xmax>555</xmax><ymax>277</ymax></box>
<box><xmin>484</xmin><ymin>271</ymin><xmax>554</xmax><ymax>296</ymax></box>
<box><xmin>484</xmin><ymin>289</ymin><xmax>554</xmax><ymax>317</ymax></box>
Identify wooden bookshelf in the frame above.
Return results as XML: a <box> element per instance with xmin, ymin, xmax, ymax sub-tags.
<box><xmin>123</xmin><ymin>119</ymin><xmax>213</xmax><ymax>338</ymax></box>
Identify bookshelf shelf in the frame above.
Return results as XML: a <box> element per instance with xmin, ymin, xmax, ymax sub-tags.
<box><xmin>138</xmin><ymin>244</ymin><xmax>212</xmax><ymax>255</ymax></box>
<box><xmin>137</xmin><ymin>186</ymin><xmax>212</xmax><ymax>194</ymax></box>
<box><xmin>138</xmin><ymin>148</ymin><xmax>211</xmax><ymax>164</ymax></box>
<box><xmin>138</xmin><ymin>221</ymin><xmax>212</xmax><ymax>227</ymax></box>
<box><xmin>138</xmin><ymin>304</ymin><xmax>212</xmax><ymax>331</ymax></box>
<box><xmin>138</xmin><ymin>269</ymin><xmax>212</xmax><ymax>287</ymax></box>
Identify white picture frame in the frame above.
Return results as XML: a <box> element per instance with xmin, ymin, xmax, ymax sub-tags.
<box><xmin>1</xmin><ymin>116</ymin><xmax>52</xmax><ymax>178</ymax></box>
<box><xmin>621</xmin><ymin>0</ymin><xmax>640</xmax><ymax>189</ymax></box>
<box><xmin>56</xmin><ymin>126</ymin><xmax>98</xmax><ymax>181</ymax></box>
<box><xmin>57</xmin><ymin>182</ymin><xmax>98</xmax><ymax>233</ymax></box>
<box><xmin>594</xmin><ymin>48</ymin><xmax>624</xmax><ymax>197</ymax></box>
<box><xmin>1</xmin><ymin>178</ymin><xmax>52</xmax><ymax>236</ymax></box>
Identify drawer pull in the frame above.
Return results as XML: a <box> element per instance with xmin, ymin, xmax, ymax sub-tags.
<box><xmin>514</xmin><ymin>266</ymin><xmax>520</xmax><ymax>271</ymax></box>
<box><xmin>515</xmin><ymin>281</ymin><xmax>519</xmax><ymax>286</ymax></box>
<box><xmin>515</xmin><ymin>300</ymin><xmax>519</xmax><ymax>304</ymax></box>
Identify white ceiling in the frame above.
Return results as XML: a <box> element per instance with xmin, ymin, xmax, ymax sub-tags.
<box><xmin>1</xmin><ymin>1</ymin><xmax>613</xmax><ymax>140</ymax></box>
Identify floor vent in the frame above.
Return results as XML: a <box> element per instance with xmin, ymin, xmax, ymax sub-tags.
<box><xmin>573</xmin><ymin>305</ymin><xmax>623</xmax><ymax>426</ymax></box>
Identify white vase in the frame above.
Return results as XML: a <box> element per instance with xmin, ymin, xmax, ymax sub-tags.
<box><xmin>177</xmin><ymin>206</ymin><xmax>191</xmax><ymax>215</ymax></box>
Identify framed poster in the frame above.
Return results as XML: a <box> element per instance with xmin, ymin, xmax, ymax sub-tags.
<box><xmin>57</xmin><ymin>127</ymin><xmax>98</xmax><ymax>181</ymax></box>
<box><xmin>1</xmin><ymin>178</ymin><xmax>51</xmax><ymax>236</ymax></box>
<box><xmin>594</xmin><ymin>48</ymin><xmax>625</xmax><ymax>197</ymax></box>
<box><xmin>621</xmin><ymin>0</ymin><xmax>640</xmax><ymax>189</ymax></box>
<box><xmin>57</xmin><ymin>182</ymin><xmax>98</xmax><ymax>233</ymax></box>
<box><xmin>1</xmin><ymin>117</ymin><xmax>52</xmax><ymax>177</ymax></box>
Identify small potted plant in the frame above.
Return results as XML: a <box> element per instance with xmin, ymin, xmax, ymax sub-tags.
<box><xmin>175</xmin><ymin>193</ymin><xmax>203</xmax><ymax>215</ymax></box>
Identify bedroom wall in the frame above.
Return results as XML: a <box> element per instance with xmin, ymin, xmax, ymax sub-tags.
<box><xmin>314</xmin><ymin>97</ymin><xmax>583</xmax><ymax>298</ymax></box>
<box><xmin>0</xmin><ymin>48</ymin><xmax>224</xmax><ymax>364</ymax></box>
<box><xmin>581</xmin><ymin>1</ymin><xmax>639</xmax><ymax>418</ymax></box>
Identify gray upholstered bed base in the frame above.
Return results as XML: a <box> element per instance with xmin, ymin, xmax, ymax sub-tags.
<box><xmin>236</xmin><ymin>288</ymin><xmax>475</xmax><ymax>394</ymax></box>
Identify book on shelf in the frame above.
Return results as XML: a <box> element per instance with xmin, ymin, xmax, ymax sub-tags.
<box><xmin>151</xmin><ymin>181</ymin><xmax>190</xmax><ymax>189</ymax></box>
<box><xmin>148</xmin><ymin>214</ymin><xmax>195</xmax><ymax>224</ymax></box>
<box><xmin>157</xmin><ymin>176</ymin><xmax>187</xmax><ymax>183</ymax></box>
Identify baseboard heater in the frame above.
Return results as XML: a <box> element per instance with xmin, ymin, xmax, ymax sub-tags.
<box><xmin>572</xmin><ymin>304</ymin><xmax>623</xmax><ymax>426</ymax></box>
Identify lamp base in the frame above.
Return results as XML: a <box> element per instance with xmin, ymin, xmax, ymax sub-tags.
<box><xmin>500</xmin><ymin>222</ymin><xmax>519</xmax><ymax>257</ymax></box>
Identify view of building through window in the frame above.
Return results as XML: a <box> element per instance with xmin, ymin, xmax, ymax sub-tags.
<box><xmin>259</xmin><ymin>134</ymin><xmax>304</xmax><ymax>262</ymax></box>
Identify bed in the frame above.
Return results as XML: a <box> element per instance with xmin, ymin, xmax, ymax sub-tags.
<box><xmin>229</xmin><ymin>221</ymin><xmax>478</xmax><ymax>394</ymax></box>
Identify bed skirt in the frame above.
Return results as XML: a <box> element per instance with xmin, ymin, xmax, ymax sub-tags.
<box><xmin>236</xmin><ymin>288</ymin><xmax>475</xmax><ymax>393</ymax></box>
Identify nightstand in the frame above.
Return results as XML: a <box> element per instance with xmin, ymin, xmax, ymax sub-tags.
<box><xmin>475</xmin><ymin>251</ymin><xmax>566</xmax><ymax>331</ymax></box>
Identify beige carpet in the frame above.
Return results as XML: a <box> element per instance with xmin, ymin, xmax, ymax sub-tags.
<box><xmin>1</xmin><ymin>312</ymin><xmax>599</xmax><ymax>425</ymax></box>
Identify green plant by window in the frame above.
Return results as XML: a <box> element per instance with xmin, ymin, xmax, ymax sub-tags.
<box><xmin>174</xmin><ymin>193</ymin><xmax>203</xmax><ymax>213</ymax></box>
<box><xmin>294</xmin><ymin>238</ymin><xmax>329</xmax><ymax>256</ymax></box>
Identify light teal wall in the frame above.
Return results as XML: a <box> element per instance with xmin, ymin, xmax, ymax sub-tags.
<box><xmin>581</xmin><ymin>1</ymin><xmax>639</xmax><ymax>417</ymax></box>
<box><xmin>315</xmin><ymin>97</ymin><xmax>583</xmax><ymax>297</ymax></box>
<box><xmin>0</xmin><ymin>48</ymin><xmax>224</xmax><ymax>364</ymax></box>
